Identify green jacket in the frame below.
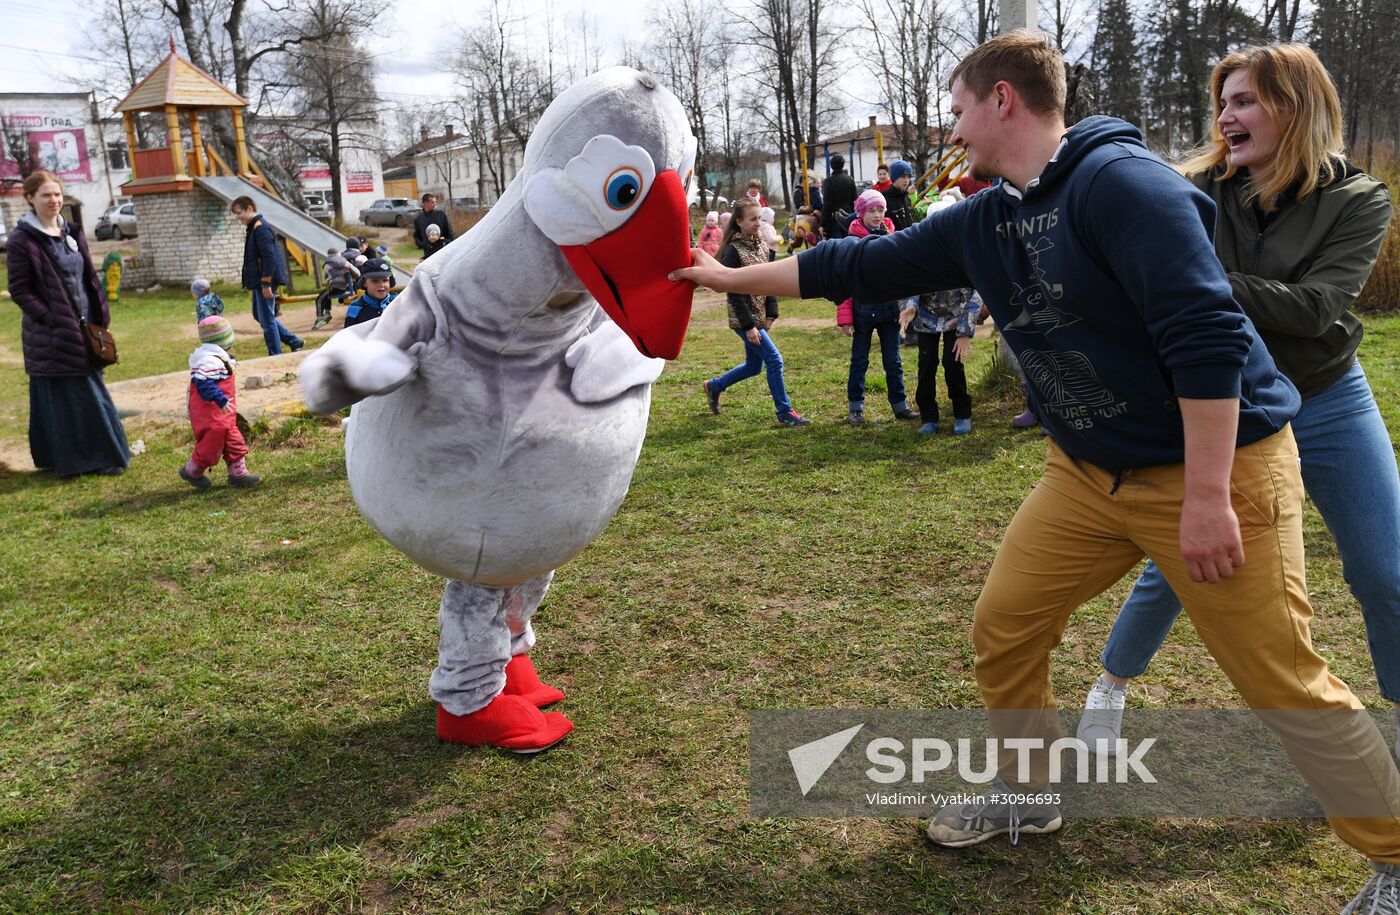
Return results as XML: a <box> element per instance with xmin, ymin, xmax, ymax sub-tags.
<box><xmin>1190</xmin><ymin>164</ymin><xmax>1393</xmax><ymax>398</ymax></box>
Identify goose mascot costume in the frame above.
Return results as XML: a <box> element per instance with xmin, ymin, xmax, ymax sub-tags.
<box><xmin>300</xmin><ymin>68</ymin><xmax>697</xmax><ymax>752</ymax></box>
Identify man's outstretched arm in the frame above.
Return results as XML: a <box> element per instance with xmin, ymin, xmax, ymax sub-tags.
<box><xmin>670</xmin><ymin>247</ymin><xmax>801</xmax><ymax>297</ymax></box>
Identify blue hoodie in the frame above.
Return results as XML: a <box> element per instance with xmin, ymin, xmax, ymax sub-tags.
<box><xmin>798</xmin><ymin>116</ymin><xmax>1300</xmax><ymax>470</ymax></box>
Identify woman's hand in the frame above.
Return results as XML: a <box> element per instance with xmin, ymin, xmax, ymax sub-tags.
<box><xmin>953</xmin><ymin>336</ymin><xmax>972</xmax><ymax>363</ymax></box>
<box><xmin>840</xmin><ymin>324</ymin><xmax>854</xmax><ymax>337</ymax></box>
<box><xmin>745</xmin><ymin>327</ymin><xmax>762</xmax><ymax>345</ymax></box>
<box><xmin>899</xmin><ymin>305</ymin><xmax>916</xmax><ymax>332</ymax></box>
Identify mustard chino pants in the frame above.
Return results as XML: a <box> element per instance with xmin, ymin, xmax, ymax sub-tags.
<box><xmin>974</xmin><ymin>426</ymin><xmax>1400</xmax><ymax>862</ymax></box>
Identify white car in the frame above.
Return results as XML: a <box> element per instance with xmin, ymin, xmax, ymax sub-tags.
<box><xmin>303</xmin><ymin>193</ymin><xmax>331</xmax><ymax>219</ymax></box>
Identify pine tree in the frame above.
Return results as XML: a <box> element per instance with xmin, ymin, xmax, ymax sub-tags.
<box><xmin>1091</xmin><ymin>0</ymin><xmax>1142</xmax><ymax>128</ymax></box>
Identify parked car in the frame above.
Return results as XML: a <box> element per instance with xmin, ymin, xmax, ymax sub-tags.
<box><xmin>690</xmin><ymin>189</ymin><xmax>728</xmax><ymax>210</ymax></box>
<box><xmin>302</xmin><ymin>193</ymin><xmax>331</xmax><ymax>219</ymax></box>
<box><xmin>358</xmin><ymin>198</ymin><xmax>421</xmax><ymax>227</ymax></box>
<box><xmin>94</xmin><ymin>203</ymin><xmax>138</xmax><ymax>240</ymax></box>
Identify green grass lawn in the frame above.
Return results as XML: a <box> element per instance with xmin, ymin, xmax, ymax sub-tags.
<box><xmin>2</xmin><ymin>282</ymin><xmax>1399</xmax><ymax>913</ymax></box>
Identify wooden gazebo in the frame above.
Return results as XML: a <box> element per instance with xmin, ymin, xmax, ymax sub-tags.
<box><xmin>113</xmin><ymin>37</ymin><xmax>257</xmax><ymax>194</ymax></box>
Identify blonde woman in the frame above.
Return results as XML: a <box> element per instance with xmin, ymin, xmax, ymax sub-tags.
<box><xmin>1080</xmin><ymin>44</ymin><xmax>1400</xmax><ymax>776</ymax></box>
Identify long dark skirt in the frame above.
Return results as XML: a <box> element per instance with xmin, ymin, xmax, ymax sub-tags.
<box><xmin>29</xmin><ymin>372</ymin><xmax>131</xmax><ymax>476</ymax></box>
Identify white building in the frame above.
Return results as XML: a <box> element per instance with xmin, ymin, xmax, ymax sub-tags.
<box><xmin>413</xmin><ymin>131</ymin><xmax>524</xmax><ymax>208</ymax></box>
<box><xmin>252</xmin><ymin>115</ymin><xmax>386</xmax><ymax>215</ymax></box>
<box><xmin>764</xmin><ymin>117</ymin><xmax>954</xmax><ymax>205</ymax></box>
<box><xmin>0</xmin><ymin>92</ymin><xmax>132</xmax><ymax>233</ymax></box>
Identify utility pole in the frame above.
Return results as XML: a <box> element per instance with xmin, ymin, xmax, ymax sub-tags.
<box><xmin>999</xmin><ymin>0</ymin><xmax>1036</xmax><ymax>31</ymax></box>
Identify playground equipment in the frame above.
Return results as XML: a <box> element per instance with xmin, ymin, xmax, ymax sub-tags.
<box><xmin>793</xmin><ymin>126</ymin><xmax>968</xmax><ymax>208</ymax></box>
<box><xmin>195</xmin><ymin>175</ymin><xmax>411</xmax><ymax>287</ymax></box>
<box><xmin>113</xmin><ymin>39</ymin><xmax>405</xmax><ymax>290</ymax></box>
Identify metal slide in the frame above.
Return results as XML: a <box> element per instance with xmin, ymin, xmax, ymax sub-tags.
<box><xmin>195</xmin><ymin>175</ymin><xmax>414</xmax><ymax>287</ymax></box>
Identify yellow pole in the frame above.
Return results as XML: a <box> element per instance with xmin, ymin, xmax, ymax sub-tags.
<box><xmin>231</xmin><ymin>108</ymin><xmax>252</xmax><ymax>176</ymax></box>
<box><xmin>122</xmin><ymin>113</ymin><xmax>138</xmax><ymax>180</ymax></box>
<box><xmin>875</xmin><ymin>126</ymin><xmax>885</xmax><ymax>169</ymax></box>
<box><xmin>798</xmin><ymin>142</ymin><xmax>808</xmax><ymax>206</ymax></box>
<box><xmin>164</xmin><ymin>105</ymin><xmax>187</xmax><ymax>179</ymax></box>
<box><xmin>931</xmin><ymin>148</ymin><xmax>968</xmax><ymax>189</ymax></box>
<box><xmin>187</xmin><ymin>110</ymin><xmax>205</xmax><ymax>177</ymax></box>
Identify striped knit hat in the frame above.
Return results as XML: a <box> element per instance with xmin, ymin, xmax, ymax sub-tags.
<box><xmin>198</xmin><ymin>315</ymin><xmax>234</xmax><ymax>347</ymax></box>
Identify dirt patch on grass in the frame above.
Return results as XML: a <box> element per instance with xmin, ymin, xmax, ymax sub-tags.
<box><xmin>372</xmin><ymin>804</ymin><xmax>464</xmax><ymax>841</ymax></box>
<box><xmin>358</xmin><ymin>876</ymin><xmax>407</xmax><ymax>914</ymax></box>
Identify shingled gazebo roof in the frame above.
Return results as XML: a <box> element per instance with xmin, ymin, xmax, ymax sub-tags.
<box><xmin>114</xmin><ymin>37</ymin><xmax>249</xmax><ymax>113</ymax></box>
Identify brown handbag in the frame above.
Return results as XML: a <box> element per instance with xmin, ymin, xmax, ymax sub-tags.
<box><xmin>79</xmin><ymin>317</ymin><xmax>118</xmax><ymax>367</ymax></box>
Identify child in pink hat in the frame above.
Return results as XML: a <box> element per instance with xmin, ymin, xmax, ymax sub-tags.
<box><xmin>180</xmin><ymin>315</ymin><xmax>261</xmax><ymax>490</ymax></box>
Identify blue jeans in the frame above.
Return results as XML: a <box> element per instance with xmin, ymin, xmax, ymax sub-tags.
<box><xmin>1102</xmin><ymin>362</ymin><xmax>1400</xmax><ymax>701</ymax></box>
<box><xmin>711</xmin><ymin>328</ymin><xmax>792</xmax><ymax>416</ymax></box>
<box><xmin>251</xmin><ymin>289</ymin><xmax>302</xmax><ymax>355</ymax></box>
<box><xmin>847</xmin><ymin>302</ymin><xmax>907</xmax><ymax>411</ymax></box>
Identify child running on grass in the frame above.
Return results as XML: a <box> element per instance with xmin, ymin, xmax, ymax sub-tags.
<box><xmin>314</xmin><ymin>247</ymin><xmax>359</xmax><ymax>330</ymax></box>
<box><xmin>180</xmin><ymin>315</ymin><xmax>260</xmax><ymax>490</ymax></box>
<box><xmin>700</xmin><ymin>199</ymin><xmax>810</xmax><ymax>427</ymax></box>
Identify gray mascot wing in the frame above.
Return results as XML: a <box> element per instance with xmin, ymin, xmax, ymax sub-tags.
<box><xmin>298</xmin><ymin>276</ymin><xmax>438</xmax><ymax>415</ymax></box>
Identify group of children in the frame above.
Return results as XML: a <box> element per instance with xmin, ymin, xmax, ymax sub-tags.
<box><xmin>178</xmin><ymin>234</ymin><xmax>403</xmax><ymax>492</ymax></box>
<box><xmin>314</xmin><ymin>236</ymin><xmax>398</xmax><ymax>330</ymax></box>
<box><xmin>700</xmin><ymin>166</ymin><xmax>985</xmax><ymax>433</ymax></box>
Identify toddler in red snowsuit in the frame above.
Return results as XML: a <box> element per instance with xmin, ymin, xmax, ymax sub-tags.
<box><xmin>180</xmin><ymin>316</ymin><xmax>261</xmax><ymax>490</ymax></box>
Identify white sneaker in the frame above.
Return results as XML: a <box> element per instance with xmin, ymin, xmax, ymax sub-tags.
<box><xmin>1076</xmin><ymin>676</ymin><xmax>1127</xmax><ymax>755</ymax></box>
<box><xmin>1341</xmin><ymin>862</ymin><xmax>1400</xmax><ymax>914</ymax></box>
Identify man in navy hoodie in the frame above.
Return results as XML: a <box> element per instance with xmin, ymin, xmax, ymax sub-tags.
<box><xmin>673</xmin><ymin>30</ymin><xmax>1400</xmax><ymax>904</ymax></box>
<box><xmin>232</xmin><ymin>196</ymin><xmax>303</xmax><ymax>356</ymax></box>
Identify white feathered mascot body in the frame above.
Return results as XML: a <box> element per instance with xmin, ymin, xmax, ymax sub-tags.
<box><xmin>300</xmin><ymin>68</ymin><xmax>697</xmax><ymax>752</ymax></box>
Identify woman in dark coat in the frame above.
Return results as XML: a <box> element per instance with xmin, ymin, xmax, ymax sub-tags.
<box><xmin>7</xmin><ymin>170</ymin><xmax>129</xmax><ymax>476</ymax></box>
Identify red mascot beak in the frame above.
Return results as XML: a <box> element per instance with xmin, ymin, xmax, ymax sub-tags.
<box><xmin>560</xmin><ymin>169</ymin><xmax>694</xmax><ymax>360</ymax></box>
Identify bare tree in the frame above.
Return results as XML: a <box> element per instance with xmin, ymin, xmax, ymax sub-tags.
<box><xmin>639</xmin><ymin>0</ymin><xmax>728</xmax><ymax>207</ymax></box>
<box><xmin>453</xmin><ymin>0</ymin><xmax>553</xmax><ymax>199</ymax></box>
<box><xmin>260</xmin><ymin>0</ymin><xmax>382</xmax><ymax>220</ymax></box>
<box><xmin>858</xmin><ymin>0</ymin><xmax>951</xmax><ymax>176</ymax></box>
<box><xmin>82</xmin><ymin>0</ymin><xmax>168</xmax><ymax>145</ymax></box>
<box><xmin>739</xmin><ymin>0</ymin><xmax>844</xmax><ymax>210</ymax></box>
<box><xmin>0</xmin><ymin>122</ymin><xmax>37</xmax><ymax>195</ymax></box>
<box><xmin>1041</xmin><ymin>0</ymin><xmax>1094</xmax><ymax>55</ymax></box>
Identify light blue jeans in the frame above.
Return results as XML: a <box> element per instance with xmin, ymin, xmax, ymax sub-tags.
<box><xmin>710</xmin><ymin>328</ymin><xmax>793</xmax><ymax>416</ymax></box>
<box><xmin>1102</xmin><ymin>362</ymin><xmax>1400</xmax><ymax>701</ymax></box>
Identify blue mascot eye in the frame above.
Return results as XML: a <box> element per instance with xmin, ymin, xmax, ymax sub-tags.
<box><xmin>605</xmin><ymin>169</ymin><xmax>642</xmax><ymax>209</ymax></box>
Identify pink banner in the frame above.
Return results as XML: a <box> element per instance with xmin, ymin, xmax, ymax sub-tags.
<box><xmin>2</xmin><ymin>113</ymin><xmax>92</xmax><ymax>184</ymax></box>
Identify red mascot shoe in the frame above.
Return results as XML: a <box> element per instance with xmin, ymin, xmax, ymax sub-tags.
<box><xmin>502</xmin><ymin>654</ymin><xmax>566</xmax><ymax>708</ymax></box>
<box><xmin>436</xmin><ymin>693</ymin><xmax>573</xmax><ymax>754</ymax></box>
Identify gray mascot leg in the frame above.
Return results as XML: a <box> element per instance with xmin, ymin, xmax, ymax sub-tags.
<box><xmin>429</xmin><ymin>572</ymin><xmax>554</xmax><ymax>715</ymax></box>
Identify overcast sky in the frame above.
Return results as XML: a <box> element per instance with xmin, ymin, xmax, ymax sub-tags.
<box><xmin>3</xmin><ymin>0</ymin><xmax>657</xmax><ymax>104</ymax></box>
<box><xmin>2</xmin><ymin>0</ymin><xmax>892</xmax><ymax>148</ymax></box>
